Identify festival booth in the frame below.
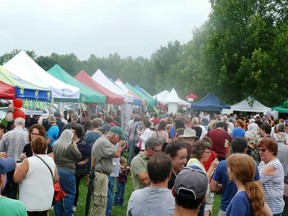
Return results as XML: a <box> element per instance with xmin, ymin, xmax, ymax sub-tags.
<box><xmin>163</xmin><ymin>88</ymin><xmax>190</xmax><ymax>114</ymax></box>
<box><xmin>75</xmin><ymin>70</ymin><xmax>124</xmax><ymax>105</ymax></box>
<box><xmin>48</xmin><ymin>65</ymin><xmax>106</xmax><ymax>104</ymax></box>
<box><xmin>91</xmin><ymin>69</ymin><xmax>135</xmax><ymax>131</ymax></box>
<box><xmin>125</xmin><ymin>82</ymin><xmax>155</xmax><ymax>107</ymax></box>
<box><xmin>153</xmin><ymin>89</ymin><xmax>190</xmax><ymax>114</ymax></box>
<box><xmin>273</xmin><ymin>99</ymin><xmax>288</xmax><ymax>113</ymax></box>
<box><xmin>229</xmin><ymin>96</ymin><xmax>271</xmax><ymax>114</ymax></box>
<box><xmin>134</xmin><ymin>84</ymin><xmax>154</xmax><ymax>100</ymax></box>
<box><xmin>114</xmin><ymin>79</ymin><xmax>142</xmax><ymax>106</ymax></box>
<box><xmin>192</xmin><ymin>93</ymin><xmax>230</xmax><ymax>112</ymax></box>
<box><xmin>3</xmin><ymin>51</ymin><xmax>80</xmax><ymax>102</ymax></box>
<box><xmin>0</xmin><ymin>66</ymin><xmax>51</xmax><ymax>109</ymax></box>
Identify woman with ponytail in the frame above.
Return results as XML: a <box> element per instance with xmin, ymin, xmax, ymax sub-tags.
<box><xmin>226</xmin><ymin>153</ymin><xmax>272</xmax><ymax>216</ymax></box>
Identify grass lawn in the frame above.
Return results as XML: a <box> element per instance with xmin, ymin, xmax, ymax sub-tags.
<box><xmin>51</xmin><ymin>152</ymin><xmax>221</xmax><ymax>216</ymax></box>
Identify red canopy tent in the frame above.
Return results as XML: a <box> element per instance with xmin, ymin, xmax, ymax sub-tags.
<box><xmin>0</xmin><ymin>80</ymin><xmax>15</xmax><ymax>99</ymax></box>
<box><xmin>75</xmin><ymin>70</ymin><xmax>124</xmax><ymax>105</ymax></box>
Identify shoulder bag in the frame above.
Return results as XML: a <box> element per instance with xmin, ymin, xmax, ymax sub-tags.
<box><xmin>35</xmin><ymin>155</ymin><xmax>66</xmax><ymax>205</ymax></box>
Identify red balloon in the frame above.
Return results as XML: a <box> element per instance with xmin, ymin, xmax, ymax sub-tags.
<box><xmin>13</xmin><ymin>98</ymin><xmax>23</xmax><ymax>108</ymax></box>
<box><xmin>13</xmin><ymin>108</ymin><xmax>26</xmax><ymax>119</ymax></box>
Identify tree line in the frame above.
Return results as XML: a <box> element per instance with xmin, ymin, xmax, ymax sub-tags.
<box><xmin>0</xmin><ymin>0</ymin><xmax>287</xmax><ymax>107</ymax></box>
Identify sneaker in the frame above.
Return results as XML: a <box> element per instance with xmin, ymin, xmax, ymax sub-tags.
<box><xmin>72</xmin><ymin>206</ymin><xmax>77</xmax><ymax>212</ymax></box>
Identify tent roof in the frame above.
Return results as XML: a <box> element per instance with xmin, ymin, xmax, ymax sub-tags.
<box><xmin>125</xmin><ymin>82</ymin><xmax>155</xmax><ymax>106</ymax></box>
<box><xmin>134</xmin><ymin>85</ymin><xmax>154</xmax><ymax>100</ymax></box>
<box><xmin>114</xmin><ymin>79</ymin><xmax>142</xmax><ymax>106</ymax></box>
<box><xmin>75</xmin><ymin>70</ymin><xmax>123</xmax><ymax>105</ymax></box>
<box><xmin>192</xmin><ymin>92</ymin><xmax>230</xmax><ymax>111</ymax></box>
<box><xmin>91</xmin><ymin>69</ymin><xmax>133</xmax><ymax>103</ymax></box>
<box><xmin>154</xmin><ymin>89</ymin><xmax>190</xmax><ymax>106</ymax></box>
<box><xmin>48</xmin><ymin>65</ymin><xmax>106</xmax><ymax>104</ymax></box>
<box><xmin>273</xmin><ymin>99</ymin><xmax>288</xmax><ymax>113</ymax></box>
<box><xmin>154</xmin><ymin>90</ymin><xmax>170</xmax><ymax>103</ymax></box>
<box><xmin>0</xmin><ymin>80</ymin><xmax>14</xmax><ymax>99</ymax></box>
<box><xmin>3</xmin><ymin>51</ymin><xmax>80</xmax><ymax>102</ymax></box>
<box><xmin>0</xmin><ymin>66</ymin><xmax>51</xmax><ymax>101</ymax></box>
<box><xmin>230</xmin><ymin>96</ymin><xmax>271</xmax><ymax>113</ymax></box>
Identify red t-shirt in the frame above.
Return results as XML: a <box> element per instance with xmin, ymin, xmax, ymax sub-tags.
<box><xmin>206</xmin><ymin>128</ymin><xmax>233</xmax><ymax>159</ymax></box>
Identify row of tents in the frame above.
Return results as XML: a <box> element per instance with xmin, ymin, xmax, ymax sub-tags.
<box><xmin>188</xmin><ymin>92</ymin><xmax>288</xmax><ymax>115</ymax></box>
<box><xmin>0</xmin><ymin>51</ymin><xmax>189</xmax><ymax>112</ymax></box>
<box><xmin>0</xmin><ymin>50</ymin><xmax>287</xmax><ymax>115</ymax></box>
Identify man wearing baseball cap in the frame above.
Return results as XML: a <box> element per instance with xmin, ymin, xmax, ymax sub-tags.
<box><xmin>172</xmin><ymin>167</ymin><xmax>208</xmax><ymax>216</ymax></box>
<box><xmin>0</xmin><ymin>157</ymin><xmax>27</xmax><ymax>215</ymax></box>
<box><xmin>90</xmin><ymin>126</ymin><xmax>125</xmax><ymax>215</ymax></box>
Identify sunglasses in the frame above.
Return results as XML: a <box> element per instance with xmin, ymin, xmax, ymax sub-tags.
<box><xmin>259</xmin><ymin>148</ymin><xmax>268</xmax><ymax>153</ymax></box>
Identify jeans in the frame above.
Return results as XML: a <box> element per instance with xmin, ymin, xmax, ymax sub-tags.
<box><xmin>106</xmin><ymin>176</ymin><xmax>115</xmax><ymax>216</ymax></box>
<box><xmin>114</xmin><ymin>182</ymin><xmax>126</xmax><ymax>206</ymax></box>
<box><xmin>74</xmin><ymin>174</ymin><xmax>84</xmax><ymax>207</ymax></box>
<box><xmin>54</xmin><ymin>168</ymin><xmax>76</xmax><ymax>216</ymax></box>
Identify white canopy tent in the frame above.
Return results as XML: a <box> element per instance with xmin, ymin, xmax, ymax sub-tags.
<box><xmin>230</xmin><ymin>96</ymin><xmax>271</xmax><ymax>113</ymax></box>
<box><xmin>154</xmin><ymin>89</ymin><xmax>190</xmax><ymax>113</ymax></box>
<box><xmin>3</xmin><ymin>51</ymin><xmax>80</xmax><ymax>102</ymax></box>
<box><xmin>91</xmin><ymin>69</ymin><xmax>133</xmax><ymax>103</ymax></box>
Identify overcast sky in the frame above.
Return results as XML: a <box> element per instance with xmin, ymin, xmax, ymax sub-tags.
<box><xmin>1</xmin><ymin>0</ymin><xmax>211</xmax><ymax>60</ymax></box>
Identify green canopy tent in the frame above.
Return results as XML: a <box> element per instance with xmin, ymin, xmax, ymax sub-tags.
<box><xmin>125</xmin><ymin>82</ymin><xmax>155</xmax><ymax>106</ymax></box>
<box><xmin>273</xmin><ymin>99</ymin><xmax>288</xmax><ymax>113</ymax></box>
<box><xmin>48</xmin><ymin>65</ymin><xmax>106</xmax><ymax>104</ymax></box>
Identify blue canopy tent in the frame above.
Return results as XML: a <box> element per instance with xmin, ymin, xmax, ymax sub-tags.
<box><xmin>191</xmin><ymin>93</ymin><xmax>230</xmax><ymax>112</ymax></box>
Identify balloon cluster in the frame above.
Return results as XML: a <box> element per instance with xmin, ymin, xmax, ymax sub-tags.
<box><xmin>13</xmin><ymin>98</ymin><xmax>25</xmax><ymax>120</ymax></box>
<box><xmin>186</xmin><ymin>93</ymin><xmax>198</xmax><ymax>102</ymax></box>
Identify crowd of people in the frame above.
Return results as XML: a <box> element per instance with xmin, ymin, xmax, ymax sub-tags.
<box><xmin>0</xmin><ymin>108</ymin><xmax>288</xmax><ymax>216</ymax></box>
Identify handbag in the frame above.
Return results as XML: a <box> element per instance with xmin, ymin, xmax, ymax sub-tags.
<box><xmin>35</xmin><ymin>155</ymin><xmax>66</xmax><ymax>204</ymax></box>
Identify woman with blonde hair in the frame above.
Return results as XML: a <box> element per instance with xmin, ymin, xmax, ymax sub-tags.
<box><xmin>226</xmin><ymin>153</ymin><xmax>272</xmax><ymax>216</ymax></box>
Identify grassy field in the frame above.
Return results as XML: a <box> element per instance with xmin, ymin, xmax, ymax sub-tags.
<box><xmin>51</xmin><ymin>174</ymin><xmax>221</xmax><ymax>216</ymax></box>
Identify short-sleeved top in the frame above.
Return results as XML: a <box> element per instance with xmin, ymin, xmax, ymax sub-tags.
<box><xmin>206</xmin><ymin>128</ymin><xmax>233</xmax><ymax>159</ymax></box>
<box><xmin>0</xmin><ymin>196</ymin><xmax>27</xmax><ymax>216</ymax></box>
<box><xmin>127</xmin><ymin>187</ymin><xmax>174</xmax><ymax>216</ymax></box>
<box><xmin>91</xmin><ymin>135</ymin><xmax>117</xmax><ymax>175</ymax></box>
<box><xmin>258</xmin><ymin>158</ymin><xmax>285</xmax><ymax>214</ymax></box>
<box><xmin>46</xmin><ymin>125</ymin><xmax>60</xmax><ymax>147</ymax></box>
<box><xmin>213</xmin><ymin>159</ymin><xmax>260</xmax><ymax>212</ymax></box>
<box><xmin>131</xmin><ymin>152</ymin><xmax>149</xmax><ymax>190</ymax></box>
<box><xmin>232</xmin><ymin>128</ymin><xmax>245</xmax><ymax>138</ymax></box>
<box><xmin>84</xmin><ymin>131</ymin><xmax>101</xmax><ymax>146</ymax></box>
<box><xmin>226</xmin><ymin>191</ymin><xmax>251</xmax><ymax>216</ymax></box>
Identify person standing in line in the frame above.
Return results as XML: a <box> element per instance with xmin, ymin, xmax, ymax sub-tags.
<box><xmin>206</xmin><ymin>121</ymin><xmax>233</xmax><ymax>161</ymax></box>
<box><xmin>53</xmin><ymin>129</ymin><xmax>82</xmax><ymax>216</ymax></box>
<box><xmin>172</xmin><ymin>167</ymin><xmax>208</xmax><ymax>216</ymax></box>
<box><xmin>130</xmin><ymin>137</ymin><xmax>163</xmax><ymax>190</ymax></box>
<box><xmin>0</xmin><ymin>157</ymin><xmax>27</xmax><ymax>216</ymax></box>
<box><xmin>114</xmin><ymin>157</ymin><xmax>130</xmax><ymax>206</ymax></box>
<box><xmin>226</xmin><ymin>153</ymin><xmax>272</xmax><ymax>216</ymax></box>
<box><xmin>0</xmin><ymin>116</ymin><xmax>28</xmax><ymax>199</ymax></box>
<box><xmin>127</xmin><ymin>152</ymin><xmax>175</xmax><ymax>216</ymax></box>
<box><xmin>90</xmin><ymin>126</ymin><xmax>126</xmax><ymax>216</ymax></box>
<box><xmin>258</xmin><ymin>138</ymin><xmax>285</xmax><ymax>216</ymax></box>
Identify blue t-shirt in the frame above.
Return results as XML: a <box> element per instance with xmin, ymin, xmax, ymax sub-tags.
<box><xmin>226</xmin><ymin>191</ymin><xmax>251</xmax><ymax>216</ymax></box>
<box><xmin>47</xmin><ymin>125</ymin><xmax>60</xmax><ymax>147</ymax></box>
<box><xmin>212</xmin><ymin>159</ymin><xmax>260</xmax><ymax>211</ymax></box>
<box><xmin>232</xmin><ymin>128</ymin><xmax>245</xmax><ymax>138</ymax></box>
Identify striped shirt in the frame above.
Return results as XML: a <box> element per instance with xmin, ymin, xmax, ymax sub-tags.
<box><xmin>258</xmin><ymin>158</ymin><xmax>284</xmax><ymax>214</ymax></box>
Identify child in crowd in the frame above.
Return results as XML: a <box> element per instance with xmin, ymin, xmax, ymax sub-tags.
<box><xmin>114</xmin><ymin>157</ymin><xmax>130</xmax><ymax>206</ymax></box>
